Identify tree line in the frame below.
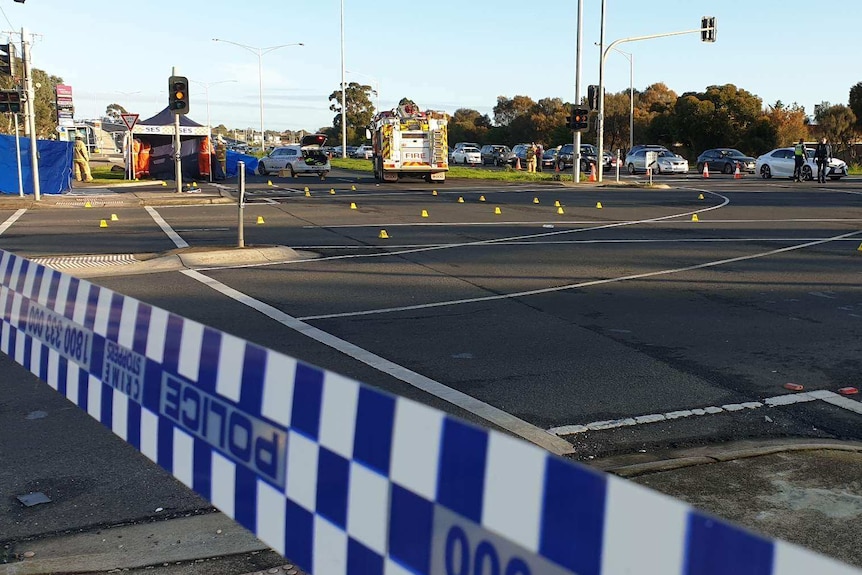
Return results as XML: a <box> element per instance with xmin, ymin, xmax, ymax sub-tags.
<box><xmin>324</xmin><ymin>81</ymin><xmax>862</xmax><ymax>162</ymax></box>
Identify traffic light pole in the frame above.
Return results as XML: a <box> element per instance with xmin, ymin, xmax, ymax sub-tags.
<box><xmin>21</xmin><ymin>28</ymin><xmax>40</xmax><ymax>201</ymax></box>
<box><xmin>572</xmin><ymin>0</ymin><xmax>583</xmax><ymax>184</ymax></box>
<box><xmin>596</xmin><ymin>26</ymin><xmax>707</xmax><ymax>183</ymax></box>
<box><xmin>172</xmin><ymin>66</ymin><xmax>182</xmax><ymax>194</ymax></box>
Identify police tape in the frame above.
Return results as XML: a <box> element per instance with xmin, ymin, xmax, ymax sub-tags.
<box><xmin>0</xmin><ymin>248</ymin><xmax>858</xmax><ymax>575</ymax></box>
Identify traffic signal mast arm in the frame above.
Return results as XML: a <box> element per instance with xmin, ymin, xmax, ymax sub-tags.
<box><xmin>595</xmin><ymin>18</ymin><xmax>716</xmax><ymax>182</ymax></box>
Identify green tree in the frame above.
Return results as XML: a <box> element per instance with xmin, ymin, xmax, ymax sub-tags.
<box><xmin>848</xmin><ymin>82</ymin><xmax>862</xmax><ymax>130</ymax></box>
<box><xmin>0</xmin><ymin>66</ymin><xmax>62</xmax><ymax>138</ymax></box>
<box><xmin>493</xmin><ymin>95</ymin><xmax>535</xmax><ymax>126</ymax></box>
<box><xmin>815</xmin><ymin>103</ymin><xmax>857</xmax><ymax>157</ymax></box>
<box><xmin>671</xmin><ymin>84</ymin><xmax>762</xmax><ymax>155</ymax></box>
<box><xmin>633</xmin><ymin>83</ymin><xmax>676</xmax><ymax>146</ymax></box>
<box><xmin>602</xmin><ymin>91</ymin><xmax>634</xmax><ymax>153</ymax></box>
<box><xmin>448</xmin><ymin>108</ymin><xmax>490</xmax><ymax>145</ymax></box>
<box><xmin>105</xmin><ymin>103</ymin><xmax>128</xmax><ymax>123</ymax></box>
<box><xmin>328</xmin><ymin>82</ymin><xmax>375</xmax><ymax>145</ymax></box>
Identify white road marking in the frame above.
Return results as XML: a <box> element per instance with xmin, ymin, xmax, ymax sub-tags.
<box><xmin>548</xmin><ymin>390</ymin><xmax>855</xmax><ymax>436</ymax></box>
<box><xmin>195</xmin><ymin>189</ymin><xmax>730</xmax><ymax>272</ymax></box>
<box><xmin>180</xmin><ymin>269</ymin><xmax>575</xmax><ymax>456</ymax></box>
<box><xmin>0</xmin><ymin>209</ymin><xmax>27</xmax><ymax>235</ymax></box>
<box><xmin>298</xmin><ymin>229</ymin><xmax>862</xmax><ymax>321</ymax></box>
<box><xmin>145</xmin><ymin>206</ymin><xmax>189</xmax><ymax>248</ymax></box>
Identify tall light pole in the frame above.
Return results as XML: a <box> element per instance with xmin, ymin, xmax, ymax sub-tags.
<box><xmin>609</xmin><ymin>46</ymin><xmax>634</xmax><ymax>151</ymax></box>
<box><xmin>346</xmin><ymin>69</ymin><xmax>379</xmax><ymax>115</ymax></box>
<box><xmin>573</xmin><ymin>0</ymin><xmax>584</xmax><ymax>183</ymax></box>
<box><xmin>340</xmin><ymin>0</ymin><xmax>347</xmax><ymax>158</ymax></box>
<box><xmin>192</xmin><ymin>79</ymin><xmax>236</xmax><ymax>182</ymax></box>
<box><xmin>212</xmin><ymin>38</ymin><xmax>303</xmax><ymax>152</ymax></box>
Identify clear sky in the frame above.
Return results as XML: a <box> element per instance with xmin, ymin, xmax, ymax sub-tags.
<box><xmin>2</xmin><ymin>0</ymin><xmax>858</xmax><ymax>134</ymax></box>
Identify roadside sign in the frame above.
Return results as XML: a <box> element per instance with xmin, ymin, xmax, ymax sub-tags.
<box><xmin>120</xmin><ymin>113</ymin><xmax>139</xmax><ymax>131</ymax></box>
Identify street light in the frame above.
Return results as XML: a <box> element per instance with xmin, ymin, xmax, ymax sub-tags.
<box><xmin>609</xmin><ymin>47</ymin><xmax>634</xmax><ymax>152</ymax></box>
<box><xmin>191</xmin><ymin>79</ymin><xmax>237</xmax><ymax>182</ymax></box>
<box><xmin>212</xmin><ymin>38</ymin><xmax>303</xmax><ymax>151</ymax></box>
<box><xmin>346</xmin><ymin>69</ymin><xmax>380</xmax><ymax>114</ymax></box>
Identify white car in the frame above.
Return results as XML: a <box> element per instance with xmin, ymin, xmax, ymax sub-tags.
<box><xmin>625</xmin><ymin>148</ymin><xmax>688</xmax><ymax>174</ymax></box>
<box><xmin>352</xmin><ymin>144</ymin><xmax>373</xmax><ymax>159</ymax></box>
<box><xmin>755</xmin><ymin>147</ymin><xmax>848</xmax><ymax>181</ymax></box>
<box><xmin>451</xmin><ymin>146</ymin><xmax>482</xmax><ymax>165</ymax></box>
<box><xmin>256</xmin><ymin>134</ymin><xmax>331</xmax><ymax>179</ymax></box>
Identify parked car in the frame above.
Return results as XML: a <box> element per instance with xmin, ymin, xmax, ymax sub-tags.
<box><xmin>256</xmin><ymin>134</ymin><xmax>331</xmax><ymax>179</ymax></box>
<box><xmin>451</xmin><ymin>145</ymin><xmax>482</xmax><ymax>165</ymax></box>
<box><xmin>696</xmin><ymin>148</ymin><xmax>756</xmax><ymax>174</ymax></box>
<box><xmin>453</xmin><ymin>142</ymin><xmax>480</xmax><ymax>153</ymax></box>
<box><xmin>755</xmin><ymin>147</ymin><xmax>848</xmax><ymax>180</ymax></box>
<box><xmin>352</xmin><ymin>144</ymin><xmax>374</xmax><ymax>159</ymax></box>
<box><xmin>480</xmin><ymin>144</ymin><xmax>513</xmax><ymax>166</ymax></box>
<box><xmin>541</xmin><ymin>148</ymin><xmax>558</xmax><ymax>169</ymax></box>
<box><xmin>556</xmin><ymin>143</ymin><xmax>599</xmax><ymax>172</ymax></box>
<box><xmin>624</xmin><ymin>148</ymin><xmax>688</xmax><ymax>174</ymax></box>
<box><xmin>509</xmin><ymin>143</ymin><xmax>532</xmax><ymax>167</ymax></box>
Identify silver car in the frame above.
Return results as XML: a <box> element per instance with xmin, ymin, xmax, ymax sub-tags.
<box><xmin>625</xmin><ymin>148</ymin><xmax>688</xmax><ymax>174</ymax></box>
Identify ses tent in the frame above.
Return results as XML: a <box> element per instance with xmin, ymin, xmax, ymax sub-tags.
<box><xmin>131</xmin><ymin>108</ymin><xmax>210</xmax><ymax>180</ymax></box>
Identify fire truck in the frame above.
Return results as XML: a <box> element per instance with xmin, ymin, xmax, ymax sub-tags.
<box><xmin>370</xmin><ymin>103</ymin><xmax>449</xmax><ymax>183</ymax></box>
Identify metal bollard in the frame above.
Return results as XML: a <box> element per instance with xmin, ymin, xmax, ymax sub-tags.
<box><xmin>237</xmin><ymin>161</ymin><xmax>245</xmax><ymax>248</ymax></box>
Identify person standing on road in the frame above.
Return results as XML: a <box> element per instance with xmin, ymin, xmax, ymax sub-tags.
<box><xmin>814</xmin><ymin>136</ymin><xmax>831</xmax><ymax>183</ymax></box>
<box><xmin>525</xmin><ymin>143</ymin><xmax>537</xmax><ymax>173</ymax></box>
<box><xmin>215</xmin><ymin>135</ymin><xmax>227</xmax><ymax>180</ymax></box>
<box><xmin>535</xmin><ymin>143</ymin><xmax>544</xmax><ymax>172</ymax></box>
<box><xmin>73</xmin><ymin>134</ymin><xmax>94</xmax><ymax>183</ymax></box>
<box><xmin>793</xmin><ymin>138</ymin><xmax>806</xmax><ymax>182</ymax></box>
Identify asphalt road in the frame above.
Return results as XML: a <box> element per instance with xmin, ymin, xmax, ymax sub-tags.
<box><xmin>2</xmin><ymin>169</ymin><xmax>862</xmax><ymax>560</ymax></box>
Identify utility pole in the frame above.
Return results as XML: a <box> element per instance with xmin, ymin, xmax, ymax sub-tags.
<box><xmin>573</xmin><ymin>0</ymin><xmax>584</xmax><ymax>183</ymax></box>
<box><xmin>21</xmin><ymin>28</ymin><xmax>40</xmax><ymax>201</ymax></box>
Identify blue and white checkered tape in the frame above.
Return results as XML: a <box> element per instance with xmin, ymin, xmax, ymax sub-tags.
<box><xmin>0</xmin><ymin>248</ymin><xmax>858</xmax><ymax>575</ymax></box>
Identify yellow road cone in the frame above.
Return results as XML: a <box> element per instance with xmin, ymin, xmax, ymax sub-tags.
<box><xmin>350</xmin><ymin>202</ymin><xmax>358</xmax><ymax>210</ymax></box>
<box><xmin>257</xmin><ymin>216</ymin><xmax>265</xmax><ymax>224</ymax></box>
<box><xmin>557</xmin><ymin>207</ymin><xmax>565</xmax><ymax>215</ymax></box>
<box><xmin>421</xmin><ymin>209</ymin><xmax>429</xmax><ymax>218</ymax></box>
<box><xmin>378</xmin><ymin>229</ymin><xmax>389</xmax><ymax>239</ymax></box>
<box><xmin>691</xmin><ymin>214</ymin><xmax>699</xmax><ymax>222</ymax></box>
<box><xmin>267</xmin><ymin>180</ymin><xmax>273</xmax><ymax>186</ymax></box>
<box><xmin>161</xmin><ymin>181</ymin><xmax>167</xmax><ymax>187</ymax></box>
<box><xmin>84</xmin><ymin>201</ymin><xmax>92</xmax><ymax>208</ymax></box>
<box><xmin>479</xmin><ymin>195</ymin><xmax>486</xmax><ymax>202</ymax></box>
<box><xmin>698</xmin><ymin>193</ymin><xmax>705</xmax><ymax>200</ymax></box>
<box><xmin>432</xmin><ymin>190</ymin><xmax>438</xmax><ymax>196</ymax></box>
<box><xmin>857</xmin><ymin>242</ymin><xmax>862</xmax><ymax>252</ymax></box>
<box><xmin>305</xmin><ymin>191</ymin><xmax>311</xmax><ymax>197</ymax></box>
<box><xmin>533</xmin><ymin>197</ymin><xmax>540</xmax><ymax>204</ymax></box>
<box><xmin>554</xmin><ymin>200</ymin><xmax>561</xmax><ymax>207</ymax></box>
<box><xmin>494</xmin><ymin>206</ymin><xmax>502</xmax><ymax>215</ymax></box>
<box><xmin>330</xmin><ymin>188</ymin><xmax>336</xmax><ymax>195</ymax></box>
<box><xmin>457</xmin><ymin>196</ymin><xmax>464</xmax><ymax>203</ymax></box>
<box><xmin>351</xmin><ymin>185</ymin><xmax>356</xmax><ymax>191</ymax></box>
<box><xmin>99</xmin><ymin>219</ymin><xmax>108</xmax><ymax>228</ymax></box>
<box><xmin>192</xmin><ymin>182</ymin><xmax>198</xmax><ymax>188</ymax></box>
<box><xmin>596</xmin><ymin>202</ymin><xmax>603</xmax><ymax>209</ymax></box>
<box><xmin>110</xmin><ymin>214</ymin><xmax>118</xmax><ymax>221</ymax></box>
<box><xmin>304</xmin><ymin>187</ymin><xmax>309</xmax><ymax>193</ymax></box>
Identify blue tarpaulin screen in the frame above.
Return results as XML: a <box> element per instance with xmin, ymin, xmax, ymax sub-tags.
<box><xmin>0</xmin><ymin>134</ymin><xmax>73</xmax><ymax>195</ymax></box>
<box><xmin>226</xmin><ymin>150</ymin><xmax>259</xmax><ymax>178</ymax></box>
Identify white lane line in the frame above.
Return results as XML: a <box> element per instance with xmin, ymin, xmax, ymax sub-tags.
<box><xmin>195</xmin><ymin>189</ymin><xmax>730</xmax><ymax>272</ymax></box>
<box><xmin>548</xmin><ymin>390</ymin><xmax>850</xmax><ymax>436</ymax></box>
<box><xmin>180</xmin><ymin>269</ymin><xmax>575</xmax><ymax>456</ymax></box>
<box><xmin>298</xmin><ymin>229</ymin><xmax>862</xmax><ymax>321</ymax></box>
<box><xmin>145</xmin><ymin>206</ymin><xmax>189</xmax><ymax>249</ymax></box>
<box><xmin>0</xmin><ymin>209</ymin><xmax>27</xmax><ymax>235</ymax></box>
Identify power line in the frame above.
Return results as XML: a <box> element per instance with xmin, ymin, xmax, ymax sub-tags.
<box><xmin>0</xmin><ymin>5</ymin><xmax>15</xmax><ymax>32</ymax></box>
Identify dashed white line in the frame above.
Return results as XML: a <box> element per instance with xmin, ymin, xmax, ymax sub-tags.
<box><xmin>145</xmin><ymin>206</ymin><xmax>189</xmax><ymax>248</ymax></box>
<box><xmin>548</xmin><ymin>390</ymin><xmax>854</xmax><ymax>436</ymax></box>
<box><xmin>0</xmin><ymin>209</ymin><xmax>26</xmax><ymax>235</ymax></box>
<box><xmin>180</xmin><ymin>269</ymin><xmax>575</xmax><ymax>456</ymax></box>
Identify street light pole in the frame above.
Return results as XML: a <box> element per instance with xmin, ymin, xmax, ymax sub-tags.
<box><xmin>192</xmin><ymin>79</ymin><xmax>237</xmax><ymax>182</ymax></box>
<box><xmin>573</xmin><ymin>0</ymin><xmax>583</xmax><ymax>183</ymax></box>
<box><xmin>609</xmin><ymin>46</ymin><xmax>634</xmax><ymax>151</ymax></box>
<box><xmin>340</xmin><ymin>0</ymin><xmax>347</xmax><ymax>158</ymax></box>
<box><xmin>212</xmin><ymin>38</ymin><xmax>303</xmax><ymax>152</ymax></box>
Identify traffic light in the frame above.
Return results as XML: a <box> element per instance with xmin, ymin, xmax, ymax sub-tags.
<box><xmin>0</xmin><ymin>89</ymin><xmax>22</xmax><ymax>113</ymax></box>
<box><xmin>587</xmin><ymin>85</ymin><xmax>600</xmax><ymax>111</ymax></box>
<box><xmin>0</xmin><ymin>43</ymin><xmax>16</xmax><ymax>77</ymax></box>
<box><xmin>701</xmin><ymin>16</ymin><xmax>716</xmax><ymax>42</ymax></box>
<box><xmin>168</xmin><ymin>75</ymin><xmax>189</xmax><ymax>115</ymax></box>
<box><xmin>570</xmin><ymin>107</ymin><xmax>589</xmax><ymax>131</ymax></box>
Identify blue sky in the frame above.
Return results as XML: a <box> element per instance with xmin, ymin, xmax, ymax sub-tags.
<box><xmin>2</xmin><ymin>0</ymin><xmax>858</xmax><ymax>133</ymax></box>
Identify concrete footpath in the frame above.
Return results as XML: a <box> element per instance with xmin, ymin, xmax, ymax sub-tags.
<box><xmin>3</xmin><ymin>442</ymin><xmax>861</xmax><ymax>574</ymax></box>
